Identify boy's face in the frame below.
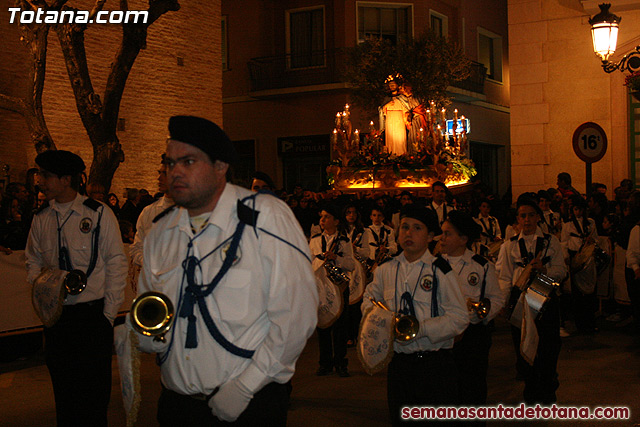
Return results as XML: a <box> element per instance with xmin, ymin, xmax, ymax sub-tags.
<box><xmin>572</xmin><ymin>206</ymin><xmax>585</xmax><ymax>218</ymax></box>
<box><xmin>479</xmin><ymin>202</ymin><xmax>491</xmax><ymax>216</ymax></box>
<box><xmin>398</xmin><ymin>217</ymin><xmax>432</xmax><ymax>258</ymax></box>
<box><xmin>345</xmin><ymin>207</ymin><xmax>358</xmax><ymax>225</ymax></box>
<box><xmin>319</xmin><ymin>210</ymin><xmax>339</xmax><ymax>233</ymax></box>
<box><xmin>439</xmin><ymin>221</ymin><xmax>468</xmax><ymax>255</ymax></box>
<box><xmin>517</xmin><ymin>205</ymin><xmax>540</xmax><ymax>235</ymax></box>
<box><xmin>432</xmin><ymin>186</ymin><xmax>446</xmax><ymax>204</ymax></box>
<box><xmin>538</xmin><ymin>197</ymin><xmax>550</xmax><ymax>211</ymax></box>
<box><xmin>370</xmin><ymin>210</ymin><xmax>384</xmax><ymax>225</ymax></box>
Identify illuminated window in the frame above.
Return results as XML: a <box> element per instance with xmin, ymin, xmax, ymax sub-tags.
<box><xmin>478</xmin><ymin>27</ymin><xmax>502</xmax><ymax>82</ymax></box>
<box><xmin>357</xmin><ymin>3</ymin><xmax>412</xmax><ymax>44</ymax></box>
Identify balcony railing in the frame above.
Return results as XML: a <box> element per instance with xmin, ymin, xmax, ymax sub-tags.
<box><xmin>248</xmin><ymin>50</ymin><xmax>487</xmax><ymax>95</ymax></box>
<box><xmin>451</xmin><ymin>61</ymin><xmax>487</xmax><ymax>94</ymax></box>
<box><xmin>248</xmin><ymin>49</ymin><xmax>347</xmax><ymax>92</ymax></box>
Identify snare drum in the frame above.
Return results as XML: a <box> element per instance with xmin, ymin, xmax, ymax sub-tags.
<box><xmin>571</xmin><ymin>243</ymin><xmax>596</xmax><ymax>273</ymax></box>
<box><xmin>487</xmin><ymin>240</ymin><xmax>504</xmax><ymax>259</ymax></box>
<box><xmin>509</xmin><ymin>273</ymin><xmax>559</xmax><ymax>328</ymax></box>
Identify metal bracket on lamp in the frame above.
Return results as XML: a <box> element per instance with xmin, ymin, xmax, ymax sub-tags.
<box><xmin>601</xmin><ymin>45</ymin><xmax>640</xmax><ymax>73</ymax></box>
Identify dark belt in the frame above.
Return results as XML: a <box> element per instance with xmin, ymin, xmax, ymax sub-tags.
<box><xmin>394</xmin><ymin>348</ymin><xmax>452</xmax><ymax>360</ymax></box>
<box><xmin>190</xmin><ymin>387</ymin><xmax>219</xmax><ymax>401</ymax></box>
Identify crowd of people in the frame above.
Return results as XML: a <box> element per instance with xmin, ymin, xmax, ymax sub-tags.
<box><xmin>5</xmin><ymin>113</ymin><xmax>640</xmax><ymax>425</ymax></box>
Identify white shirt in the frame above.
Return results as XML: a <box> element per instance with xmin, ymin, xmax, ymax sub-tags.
<box><xmin>137</xmin><ymin>183</ymin><xmax>318</xmax><ymax>396</ymax></box>
<box><xmin>495</xmin><ymin>228</ymin><xmax>567</xmax><ymax>294</ymax></box>
<box><xmin>561</xmin><ymin>216</ymin><xmax>597</xmax><ymax>253</ymax></box>
<box><xmin>539</xmin><ymin>210</ymin><xmax>561</xmax><ymax>235</ymax></box>
<box><xmin>25</xmin><ymin>193</ymin><xmax>128</xmax><ymax>322</ymax></box>
<box><xmin>626</xmin><ymin>225</ymin><xmax>640</xmax><ymax>272</ymax></box>
<box><xmin>474</xmin><ymin>215</ymin><xmax>502</xmax><ymax>245</ymax></box>
<box><xmin>443</xmin><ymin>249</ymin><xmax>507</xmax><ymax>324</ymax></box>
<box><xmin>310</xmin><ymin>231</ymin><xmax>355</xmax><ymax>273</ymax></box>
<box><xmin>362</xmin><ymin>250</ymin><xmax>468</xmax><ymax>353</ymax></box>
<box><xmin>429</xmin><ymin>201</ymin><xmax>455</xmax><ymax>226</ymax></box>
<box><xmin>361</xmin><ymin>224</ymin><xmax>397</xmax><ymax>260</ymax></box>
<box><xmin>130</xmin><ymin>196</ymin><xmax>174</xmax><ymax>267</ymax></box>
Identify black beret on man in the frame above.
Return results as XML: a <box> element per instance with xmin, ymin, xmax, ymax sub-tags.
<box><xmin>168</xmin><ymin>115</ymin><xmax>238</xmax><ymax>164</ymax></box>
<box><xmin>35</xmin><ymin>150</ymin><xmax>85</xmax><ymax>176</ymax></box>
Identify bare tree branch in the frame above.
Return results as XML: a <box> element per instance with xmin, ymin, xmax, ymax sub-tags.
<box><xmin>88</xmin><ymin>0</ymin><xmax>106</xmax><ymax>21</ymax></box>
<box><xmin>0</xmin><ymin>94</ymin><xmax>27</xmax><ymax>114</ymax></box>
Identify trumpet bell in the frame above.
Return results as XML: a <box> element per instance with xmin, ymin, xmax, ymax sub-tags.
<box><xmin>394</xmin><ymin>314</ymin><xmax>419</xmax><ymax>343</ymax></box>
<box><xmin>467</xmin><ymin>298</ymin><xmax>491</xmax><ymax>320</ymax></box>
<box><xmin>131</xmin><ymin>291</ymin><xmax>175</xmax><ymax>340</ymax></box>
<box><xmin>64</xmin><ymin>270</ymin><xmax>87</xmax><ymax>295</ymax></box>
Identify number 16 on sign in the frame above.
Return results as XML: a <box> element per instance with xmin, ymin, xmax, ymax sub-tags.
<box><xmin>572</xmin><ymin>122</ymin><xmax>608</xmax><ymax>191</ymax></box>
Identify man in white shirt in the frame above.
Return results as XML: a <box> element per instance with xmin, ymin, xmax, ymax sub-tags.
<box><xmin>474</xmin><ymin>198</ymin><xmax>502</xmax><ymax>245</ymax></box>
<box><xmin>538</xmin><ymin>190</ymin><xmax>561</xmax><ymax>236</ymax></box>
<box><xmin>496</xmin><ymin>198</ymin><xmax>566</xmax><ymax>404</ymax></box>
<box><xmin>133</xmin><ymin>116</ymin><xmax>318</xmax><ymax>426</ymax></box>
<box><xmin>129</xmin><ymin>155</ymin><xmax>173</xmax><ymax>268</ymax></box>
<box><xmin>362</xmin><ymin>205</ymin><xmax>468</xmax><ymax>426</ymax></box>
<box><xmin>310</xmin><ymin>204</ymin><xmax>354</xmax><ymax>377</ymax></box>
<box><xmin>361</xmin><ymin>206</ymin><xmax>397</xmax><ymax>266</ymax></box>
<box><xmin>25</xmin><ymin>150</ymin><xmax>127</xmax><ymax>426</ymax></box>
<box><xmin>428</xmin><ymin>181</ymin><xmax>455</xmax><ymax>228</ymax></box>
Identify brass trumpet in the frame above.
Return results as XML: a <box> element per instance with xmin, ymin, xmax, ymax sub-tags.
<box><xmin>63</xmin><ymin>269</ymin><xmax>87</xmax><ymax>295</ymax></box>
<box><xmin>131</xmin><ymin>291</ymin><xmax>175</xmax><ymax>342</ymax></box>
<box><xmin>369</xmin><ymin>297</ymin><xmax>419</xmax><ymax>343</ymax></box>
<box><xmin>467</xmin><ymin>298</ymin><xmax>491</xmax><ymax>320</ymax></box>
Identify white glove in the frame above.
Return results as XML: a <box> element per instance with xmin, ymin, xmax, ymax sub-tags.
<box><xmin>208</xmin><ymin>376</ymin><xmax>254</xmax><ymax>422</ymax></box>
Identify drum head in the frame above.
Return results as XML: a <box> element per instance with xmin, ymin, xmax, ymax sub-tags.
<box><xmin>32</xmin><ymin>268</ymin><xmax>68</xmax><ymax>327</ymax></box>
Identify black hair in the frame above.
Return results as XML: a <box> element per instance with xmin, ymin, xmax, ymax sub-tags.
<box><xmin>445</xmin><ymin>210</ymin><xmax>481</xmax><ymax>248</ymax></box>
<box><xmin>432</xmin><ymin>181</ymin><xmax>447</xmax><ymax>191</ymax></box>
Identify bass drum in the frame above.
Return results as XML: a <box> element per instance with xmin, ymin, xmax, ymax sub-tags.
<box><xmin>349</xmin><ymin>260</ymin><xmax>366</xmax><ymax>305</ymax></box>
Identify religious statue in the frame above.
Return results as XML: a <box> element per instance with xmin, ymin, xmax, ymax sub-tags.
<box><xmin>379</xmin><ymin>74</ymin><xmax>407</xmax><ymax>156</ymax></box>
<box><xmin>397</xmin><ymin>82</ymin><xmax>428</xmax><ymax>154</ymax></box>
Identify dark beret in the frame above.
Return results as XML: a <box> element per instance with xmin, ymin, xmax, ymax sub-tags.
<box><xmin>319</xmin><ymin>202</ymin><xmax>340</xmax><ymax>220</ymax></box>
<box><xmin>168</xmin><ymin>116</ymin><xmax>237</xmax><ymax>164</ymax></box>
<box><xmin>35</xmin><ymin>150</ymin><xmax>85</xmax><ymax>176</ymax></box>
<box><xmin>252</xmin><ymin>171</ymin><xmax>275</xmax><ymax>190</ymax></box>
<box><xmin>445</xmin><ymin>210</ymin><xmax>481</xmax><ymax>242</ymax></box>
<box><xmin>516</xmin><ymin>196</ymin><xmax>543</xmax><ymax>217</ymax></box>
<box><xmin>400</xmin><ymin>205</ymin><xmax>441</xmax><ymax>235</ymax></box>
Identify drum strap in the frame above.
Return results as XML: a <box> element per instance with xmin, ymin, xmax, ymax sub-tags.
<box><xmin>572</xmin><ymin>218</ymin><xmax>588</xmax><ymax>238</ymax></box>
<box><xmin>517</xmin><ymin>236</ymin><xmax>549</xmax><ymax>266</ymax></box>
<box><xmin>479</xmin><ymin>217</ymin><xmax>495</xmax><ymax>239</ymax></box>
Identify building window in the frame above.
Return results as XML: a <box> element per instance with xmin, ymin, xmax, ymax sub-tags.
<box><xmin>222</xmin><ymin>16</ymin><xmax>228</xmax><ymax>71</ymax></box>
<box><xmin>287</xmin><ymin>6</ymin><xmax>325</xmax><ymax>69</ymax></box>
<box><xmin>478</xmin><ymin>27</ymin><xmax>503</xmax><ymax>82</ymax></box>
<box><xmin>232</xmin><ymin>140</ymin><xmax>256</xmax><ymax>188</ymax></box>
<box><xmin>429</xmin><ymin>9</ymin><xmax>448</xmax><ymax>38</ymax></box>
<box><xmin>357</xmin><ymin>3</ymin><xmax>413</xmax><ymax>44</ymax></box>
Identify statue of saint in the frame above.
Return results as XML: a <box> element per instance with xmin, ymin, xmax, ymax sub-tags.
<box><xmin>379</xmin><ymin>75</ymin><xmax>407</xmax><ymax>156</ymax></box>
<box><xmin>398</xmin><ymin>82</ymin><xmax>428</xmax><ymax>154</ymax></box>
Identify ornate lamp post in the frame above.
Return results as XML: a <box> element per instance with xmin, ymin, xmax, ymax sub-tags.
<box><xmin>589</xmin><ymin>3</ymin><xmax>640</xmax><ymax>73</ymax></box>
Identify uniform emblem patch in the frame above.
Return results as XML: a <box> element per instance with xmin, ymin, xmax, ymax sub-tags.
<box><xmin>221</xmin><ymin>242</ymin><xmax>241</xmax><ymax>266</ymax></box>
<box><xmin>468</xmin><ymin>272</ymin><xmax>480</xmax><ymax>286</ymax></box>
<box><xmin>420</xmin><ymin>274</ymin><xmax>433</xmax><ymax>291</ymax></box>
<box><xmin>79</xmin><ymin>218</ymin><xmax>92</xmax><ymax>233</ymax></box>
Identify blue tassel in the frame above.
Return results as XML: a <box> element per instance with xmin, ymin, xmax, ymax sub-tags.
<box><xmin>185</xmin><ymin>314</ymin><xmax>198</xmax><ymax>348</ymax></box>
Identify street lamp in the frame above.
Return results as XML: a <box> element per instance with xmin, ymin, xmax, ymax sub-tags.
<box><xmin>589</xmin><ymin>3</ymin><xmax>640</xmax><ymax>73</ymax></box>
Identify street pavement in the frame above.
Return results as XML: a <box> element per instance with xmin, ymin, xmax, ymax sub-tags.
<box><xmin>1</xmin><ymin>315</ymin><xmax>639</xmax><ymax>426</ymax></box>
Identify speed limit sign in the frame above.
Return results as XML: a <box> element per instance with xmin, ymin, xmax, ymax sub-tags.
<box><xmin>572</xmin><ymin>122</ymin><xmax>607</xmax><ymax>163</ymax></box>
